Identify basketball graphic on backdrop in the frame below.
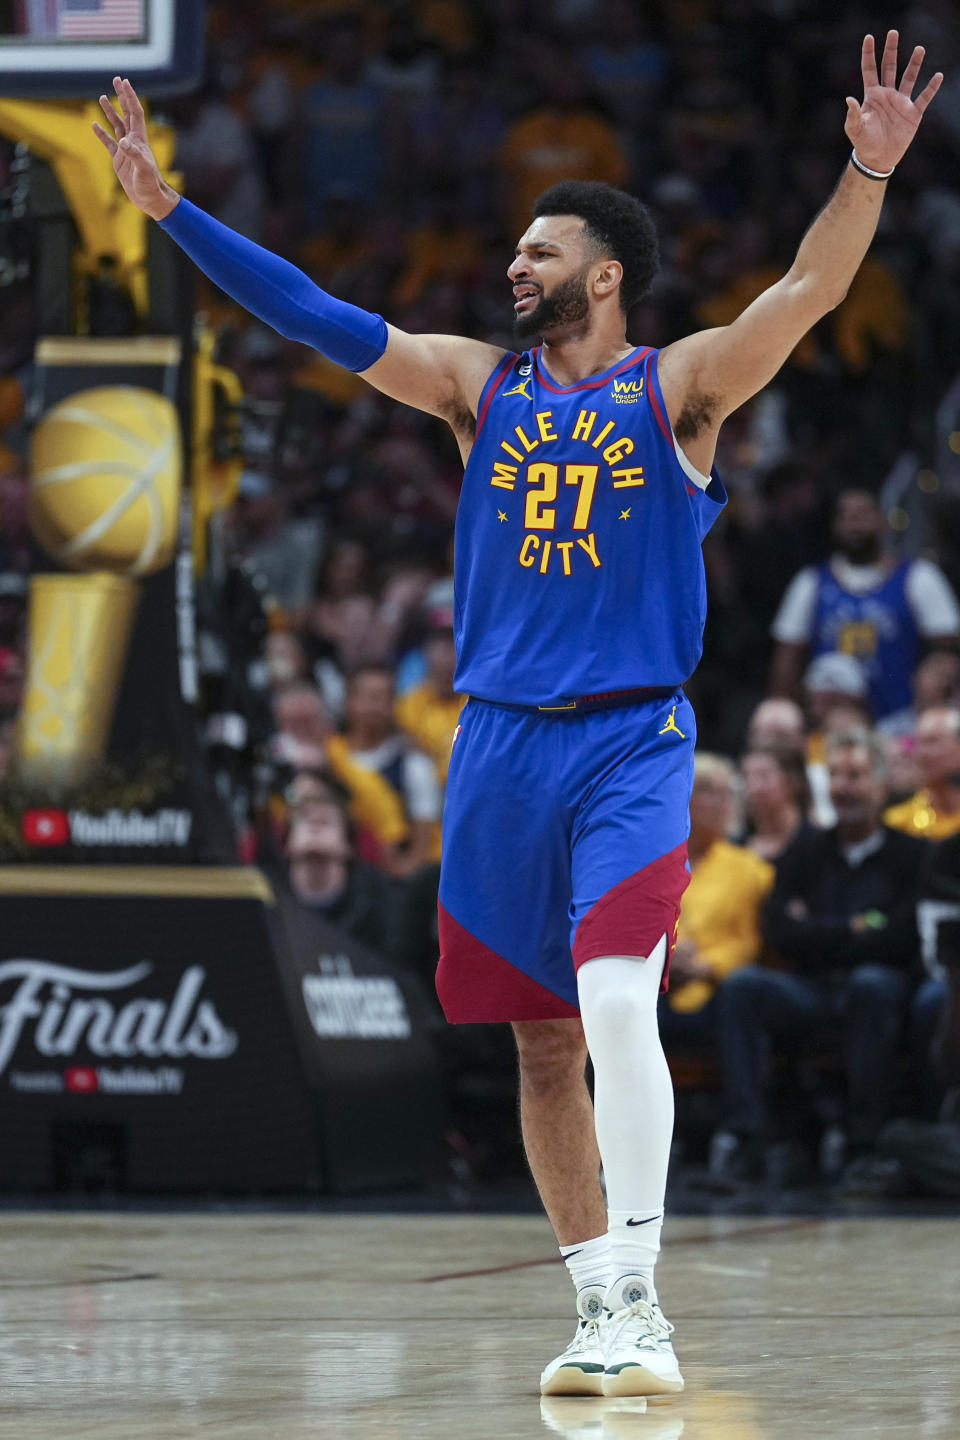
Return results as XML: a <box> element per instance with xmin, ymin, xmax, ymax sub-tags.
<box><xmin>29</xmin><ymin>385</ymin><xmax>181</xmax><ymax>575</ymax></box>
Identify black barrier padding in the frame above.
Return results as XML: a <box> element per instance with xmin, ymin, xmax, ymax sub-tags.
<box><xmin>270</xmin><ymin>892</ymin><xmax>447</xmax><ymax>1194</ymax></box>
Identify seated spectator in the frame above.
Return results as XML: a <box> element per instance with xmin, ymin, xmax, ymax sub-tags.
<box><xmin>284</xmin><ymin>786</ymin><xmax>398</xmax><ymax>957</ymax></box>
<box><xmin>803</xmin><ymin>652</ymin><xmax>874</xmax><ymax>826</ymax></box>
<box><xmin>498</xmin><ymin>46</ymin><xmax>629</xmax><ymax>242</ymax></box>
<box><xmin>803</xmin><ymin>652</ymin><xmax>873</xmax><ymax>737</ymax></box>
<box><xmin>746</xmin><ymin>693</ymin><xmax>837</xmax><ymax>829</ymax></box>
<box><xmin>265</xmin><ymin>630</ymin><xmax>311</xmax><ymax>690</ymax></box>
<box><xmin>230</xmin><ymin>473</ymin><xmax>324</xmax><ymax>613</ymax></box>
<box><xmin>711</xmin><ymin>728</ymin><xmax>926</xmax><ymax>1186</ymax></box>
<box><xmin>741</xmin><ymin>744</ymin><xmax>808</xmax><ymax>861</ymax></box>
<box><xmin>884</xmin><ymin>705</ymin><xmax>960</xmax><ymax>841</ymax></box>
<box><xmin>300</xmin><ymin>542</ymin><xmax>430</xmax><ymax>718</ymax></box>
<box><xmin>300</xmin><ymin>15</ymin><xmax>387</xmax><ymax>229</ymax></box>
<box><xmin>390</xmin><ymin>194</ymin><xmax>485</xmax><ymax>311</ymax></box>
<box><xmin>396</xmin><ymin>608</ymin><xmax>465</xmax><ymax>785</ymax></box>
<box><xmin>0</xmin><ymin>466</ymin><xmax>31</xmax><ymax>588</ymax></box>
<box><xmin>883</xmin><ymin>732</ymin><xmax>921</xmax><ymax>807</ymax></box>
<box><xmin>659</xmin><ymin>755</ymin><xmax>774</xmax><ymax>1049</ymax></box>
<box><xmin>582</xmin><ymin>0</ymin><xmax>668</xmax><ymax>127</ymax></box>
<box><xmin>0</xmin><ymin>710</ymin><xmax>14</xmax><ymax>784</ymax></box>
<box><xmin>879</xmin><ymin>649</ymin><xmax>960</xmax><ymax>739</ymax></box>
<box><xmin>169</xmin><ymin>81</ymin><xmax>267</xmax><ymax>240</ymax></box>
<box><xmin>0</xmin><ymin>645</ymin><xmax>24</xmax><ymax>715</ymax></box>
<box><xmin>329</xmin><ymin>663</ymin><xmax>443</xmax><ymax>874</ymax></box>
<box><xmin>916</xmin><ymin>833</ymin><xmax>960</xmax><ymax>1088</ymax></box>
<box><xmin>770</xmin><ymin>489</ymin><xmax>960</xmax><ymax>723</ymax></box>
<box><xmin>272</xmin><ymin>681</ymin><xmax>409</xmax><ymax>865</ymax></box>
<box><xmin>0</xmin><ymin>568</ymin><xmax>27</xmax><ymax>651</ymax></box>
<box><xmin>306</xmin><ymin>536</ymin><xmax>377</xmax><ymax>641</ymax></box>
<box><xmin>746</xmin><ymin>696</ymin><xmax>807</xmax><ymax>751</ymax></box>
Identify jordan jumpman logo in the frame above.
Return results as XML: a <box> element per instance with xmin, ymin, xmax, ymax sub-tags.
<box><xmin>658</xmin><ymin>705</ymin><xmax>686</xmax><ymax>738</ymax></box>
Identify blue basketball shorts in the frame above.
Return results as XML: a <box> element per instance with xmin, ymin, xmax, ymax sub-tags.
<box><xmin>436</xmin><ymin>692</ymin><xmax>695</xmax><ymax>1023</ymax></box>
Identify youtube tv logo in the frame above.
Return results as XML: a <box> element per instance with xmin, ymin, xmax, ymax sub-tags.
<box><xmin>22</xmin><ymin>809</ymin><xmax>70</xmax><ymax>846</ymax></box>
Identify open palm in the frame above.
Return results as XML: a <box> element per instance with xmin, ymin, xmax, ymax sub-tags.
<box><xmin>92</xmin><ymin>76</ymin><xmax>173</xmax><ymax>218</ymax></box>
<box><xmin>845</xmin><ymin>31</ymin><xmax>943</xmax><ymax>172</ymax></box>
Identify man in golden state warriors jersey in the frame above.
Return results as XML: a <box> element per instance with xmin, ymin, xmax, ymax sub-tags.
<box><xmin>99</xmin><ymin>35</ymin><xmax>942</xmax><ymax>1398</ymax></box>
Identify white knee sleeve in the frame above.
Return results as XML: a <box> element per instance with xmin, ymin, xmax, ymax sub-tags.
<box><xmin>577</xmin><ymin>937</ymin><xmax>674</xmax><ymax>1229</ymax></box>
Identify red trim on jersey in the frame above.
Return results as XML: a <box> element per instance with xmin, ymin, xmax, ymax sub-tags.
<box><xmin>474</xmin><ymin>353</ymin><xmax>519</xmax><ymax>437</ymax></box>
<box><xmin>643</xmin><ymin>352</ymin><xmax>674</xmax><ymax>443</ymax></box>
<box><xmin>437</xmin><ymin>902</ymin><xmax>581</xmax><ymax>1023</ymax></box>
<box><xmin>533</xmin><ymin>345</ymin><xmax>652</xmax><ymax>395</ymax></box>
<box><xmin>572</xmin><ymin>842</ymin><xmax>690</xmax><ymax>992</ymax></box>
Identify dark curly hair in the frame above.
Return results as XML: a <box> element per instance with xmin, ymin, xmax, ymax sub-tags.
<box><xmin>532</xmin><ymin>180</ymin><xmax>659</xmax><ymax>312</ymax></box>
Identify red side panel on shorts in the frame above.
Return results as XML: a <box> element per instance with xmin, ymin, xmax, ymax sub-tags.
<box><xmin>437</xmin><ymin>903</ymin><xmax>581</xmax><ymax>1024</ymax></box>
<box><xmin>572</xmin><ymin>842</ymin><xmax>690</xmax><ymax>992</ymax></box>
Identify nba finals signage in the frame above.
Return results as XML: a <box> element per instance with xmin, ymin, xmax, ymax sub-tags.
<box><xmin>0</xmin><ymin>957</ymin><xmax>238</xmax><ymax>1088</ymax></box>
<box><xmin>0</xmin><ymin>873</ymin><xmax>445</xmax><ymax>1194</ymax></box>
<box><xmin>0</xmin><ymin>340</ymin><xmax>235</xmax><ymax>862</ymax></box>
<box><xmin>0</xmin><ymin>876</ymin><xmax>320</xmax><ymax>1192</ymax></box>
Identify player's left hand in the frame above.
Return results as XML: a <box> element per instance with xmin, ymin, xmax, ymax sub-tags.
<box><xmin>845</xmin><ymin>31</ymin><xmax>943</xmax><ymax>172</ymax></box>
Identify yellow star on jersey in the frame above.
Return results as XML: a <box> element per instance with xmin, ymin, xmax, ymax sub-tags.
<box><xmin>619</xmin><ymin>508</ymin><xmax>631</xmax><ymax>520</ymax></box>
<box><xmin>497</xmin><ymin>509</ymin><xmax>509</xmax><ymax>522</ymax></box>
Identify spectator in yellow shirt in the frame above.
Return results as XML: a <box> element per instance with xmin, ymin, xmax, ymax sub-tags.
<box><xmin>272</xmin><ymin>680</ymin><xmax>409</xmax><ymax>865</ymax></box>
<box><xmin>498</xmin><ymin>48</ymin><xmax>628</xmax><ymax>243</ymax></box>
<box><xmin>395</xmin><ymin>608</ymin><xmax>465</xmax><ymax>785</ymax></box>
<box><xmin>884</xmin><ymin>705</ymin><xmax>960</xmax><ymax>840</ymax></box>
<box><xmin>659</xmin><ymin>753</ymin><xmax>774</xmax><ymax>1048</ymax></box>
<box><xmin>331</xmin><ymin>663</ymin><xmax>443</xmax><ymax>872</ymax></box>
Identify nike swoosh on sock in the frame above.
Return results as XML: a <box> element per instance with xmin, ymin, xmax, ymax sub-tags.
<box><xmin>625</xmin><ymin>1214</ymin><xmax>663</xmax><ymax>1226</ymax></box>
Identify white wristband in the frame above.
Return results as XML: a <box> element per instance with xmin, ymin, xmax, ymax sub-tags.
<box><xmin>850</xmin><ymin>149</ymin><xmax>895</xmax><ymax>181</ymax></box>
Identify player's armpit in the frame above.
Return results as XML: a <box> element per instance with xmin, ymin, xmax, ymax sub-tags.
<box><xmin>362</xmin><ymin>326</ymin><xmax>508</xmax><ymax>431</ymax></box>
<box><xmin>659</xmin><ymin>273</ymin><xmax>839</xmax><ymax>430</ymax></box>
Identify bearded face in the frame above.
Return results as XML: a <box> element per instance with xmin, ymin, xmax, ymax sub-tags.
<box><xmin>514</xmin><ymin>264</ymin><xmax>592</xmax><ymax>340</ymax></box>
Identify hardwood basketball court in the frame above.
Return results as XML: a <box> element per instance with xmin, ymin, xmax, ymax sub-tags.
<box><xmin>0</xmin><ymin>1211</ymin><xmax>956</xmax><ymax>1439</ymax></box>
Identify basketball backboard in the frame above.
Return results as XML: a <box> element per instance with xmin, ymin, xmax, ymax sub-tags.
<box><xmin>0</xmin><ymin>1</ymin><xmax>204</xmax><ymax>98</ymax></box>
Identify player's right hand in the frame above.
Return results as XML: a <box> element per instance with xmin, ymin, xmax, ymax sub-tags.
<box><xmin>92</xmin><ymin>76</ymin><xmax>179</xmax><ymax>221</ymax></box>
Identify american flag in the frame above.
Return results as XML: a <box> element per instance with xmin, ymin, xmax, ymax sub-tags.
<box><xmin>58</xmin><ymin>0</ymin><xmax>145</xmax><ymax>40</ymax></box>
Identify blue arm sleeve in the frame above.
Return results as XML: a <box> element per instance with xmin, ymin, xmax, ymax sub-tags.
<box><xmin>158</xmin><ymin>197</ymin><xmax>388</xmax><ymax>372</ymax></box>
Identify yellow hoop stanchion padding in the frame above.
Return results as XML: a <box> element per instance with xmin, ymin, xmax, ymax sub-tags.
<box><xmin>191</xmin><ymin>325</ymin><xmax>244</xmax><ymax>573</ymax></box>
<box><xmin>0</xmin><ymin>97</ymin><xmax>178</xmax><ymax>317</ymax></box>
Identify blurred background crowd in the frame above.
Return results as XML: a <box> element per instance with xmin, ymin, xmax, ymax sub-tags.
<box><xmin>2</xmin><ymin>0</ymin><xmax>960</xmax><ymax>1197</ymax></box>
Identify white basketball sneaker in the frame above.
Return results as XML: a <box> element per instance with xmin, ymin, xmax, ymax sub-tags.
<box><xmin>540</xmin><ymin>1286</ymin><xmax>608</xmax><ymax>1396</ymax></box>
<box><xmin>601</xmin><ymin>1276</ymin><xmax>684</xmax><ymax>1397</ymax></box>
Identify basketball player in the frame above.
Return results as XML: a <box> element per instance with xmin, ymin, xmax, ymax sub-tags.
<box><xmin>95</xmin><ymin>33</ymin><xmax>941</xmax><ymax>1398</ymax></box>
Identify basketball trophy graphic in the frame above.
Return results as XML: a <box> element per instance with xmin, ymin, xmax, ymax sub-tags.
<box><xmin>16</xmin><ymin>385</ymin><xmax>182</xmax><ymax>785</ymax></box>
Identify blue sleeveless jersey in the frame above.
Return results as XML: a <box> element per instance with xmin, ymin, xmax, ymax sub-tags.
<box><xmin>453</xmin><ymin>345</ymin><xmax>727</xmax><ymax>705</ymax></box>
<box><xmin>810</xmin><ymin>559</ymin><xmax>917</xmax><ymax>719</ymax></box>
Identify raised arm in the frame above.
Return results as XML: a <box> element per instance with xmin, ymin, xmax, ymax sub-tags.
<box><xmin>658</xmin><ymin>32</ymin><xmax>942</xmax><ymax>466</ymax></box>
<box><xmin>93</xmin><ymin>78</ymin><xmax>503</xmax><ymax>438</ymax></box>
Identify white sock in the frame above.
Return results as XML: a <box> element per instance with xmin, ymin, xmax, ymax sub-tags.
<box><xmin>576</xmin><ymin>937</ymin><xmax>674</xmax><ymax>1307</ymax></box>
<box><xmin>606</xmin><ymin>1207</ymin><xmax>663</xmax><ymax>1301</ymax></box>
<box><xmin>560</xmin><ymin>1232</ymin><xmax>612</xmax><ymax>1310</ymax></box>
